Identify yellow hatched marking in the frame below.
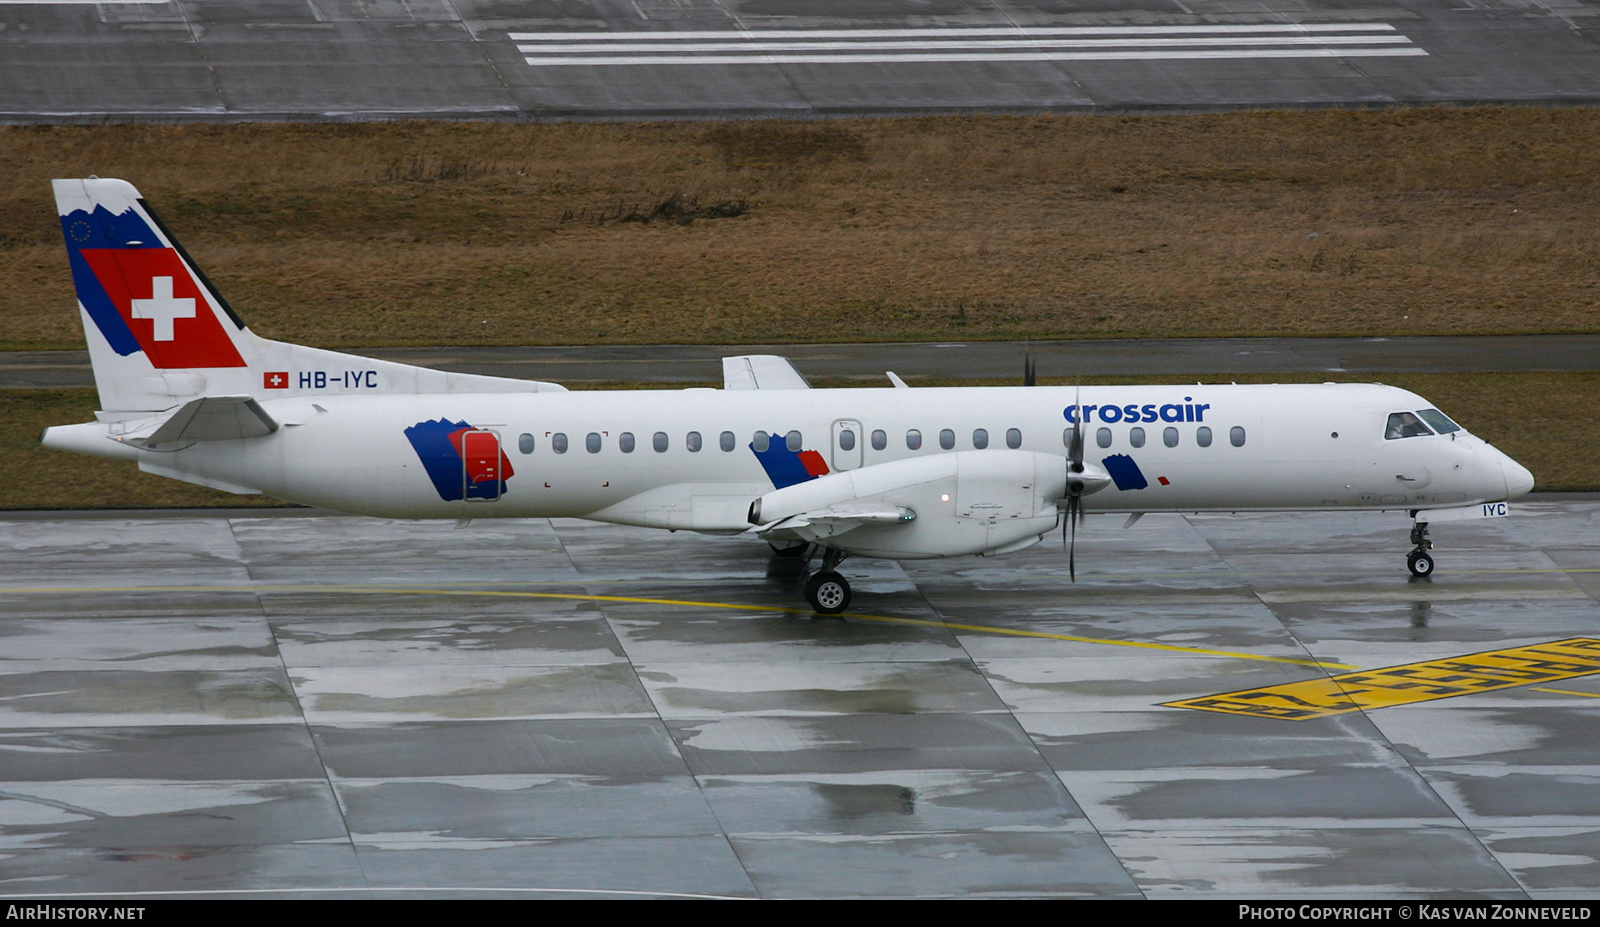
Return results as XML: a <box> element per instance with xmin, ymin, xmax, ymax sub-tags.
<box><xmin>1165</xmin><ymin>638</ymin><xmax>1600</xmax><ymax>720</ymax></box>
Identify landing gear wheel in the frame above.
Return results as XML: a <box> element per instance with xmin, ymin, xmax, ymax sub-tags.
<box><xmin>1407</xmin><ymin>549</ymin><xmax>1435</xmax><ymax>577</ymax></box>
<box><xmin>805</xmin><ymin>571</ymin><xmax>851</xmax><ymax>614</ymax></box>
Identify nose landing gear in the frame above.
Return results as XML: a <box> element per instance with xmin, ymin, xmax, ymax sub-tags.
<box><xmin>1407</xmin><ymin>520</ymin><xmax>1434</xmax><ymax>577</ymax></box>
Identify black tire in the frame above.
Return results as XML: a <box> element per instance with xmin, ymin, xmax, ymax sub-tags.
<box><xmin>805</xmin><ymin>571</ymin><xmax>851</xmax><ymax>614</ymax></box>
<box><xmin>1407</xmin><ymin>550</ymin><xmax>1435</xmax><ymax>577</ymax></box>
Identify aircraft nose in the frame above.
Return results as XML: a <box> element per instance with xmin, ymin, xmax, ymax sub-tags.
<box><xmin>1501</xmin><ymin>454</ymin><xmax>1535</xmax><ymax>499</ymax></box>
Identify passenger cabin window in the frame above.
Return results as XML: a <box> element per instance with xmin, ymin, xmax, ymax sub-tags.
<box><xmin>552</xmin><ymin>433</ymin><xmax>568</xmax><ymax>454</ymax></box>
<box><xmin>1415</xmin><ymin>409</ymin><xmax>1461</xmax><ymax>435</ymax></box>
<box><xmin>585</xmin><ymin>432</ymin><xmax>601</xmax><ymax>454</ymax></box>
<box><xmin>1196</xmin><ymin>426</ymin><xmax>1212</xmax><ymax>447</ymax></box>
<box><xmin>1230</xmin><ymin>426</ymin><xmax>1247</xmax><ymax>447</ymax></box>
<box><xmin>1063</xmin><ymin>427</ymin><xmax>1078</xmax><ymax>448</ymax></box>
<box><xmin>1096</xmin><ymin>427</ymin><xmax>1112</xmax><ymax>448</ymax></box>
<box><xmin>752</xmin><ymin>430</ymin><xmax>770</xmax><ymax>452</ymax></box>
<box><xmin>972</xmin><ymin>428</ymin><xmax>988</xmax><ymax>449</ymax></box>
<box><xmin>871</xmin><ymin>429</ymin><xmax>887</xmax><ymax>451</ymax></box>
<box><xmin>906</xmin><ymin>429</ymin><xmax>922</xmax><ymax>450</ymax></box>
<box><xmin>686</xmin><ymin>431</ymin><xmax>702</xmax><ymax>452</ymax></box>
<box><xmin>653</xmin><ymin>432</ymin><xmax>668</xmax><ymax>452</ymax></box>
<box><xmin>1385</xmin><ymin>412</ymin><xmax>1434</xmax><ymax>440</ymax></box>
<box><xmin>1163</xmin><ymin>427</ymin><xmax>1178</xmax><ymax>448</ymax></box>
<box><xmin>839</xmin><ymin>429</ymin><xmax>856</xmax><ymax>451</ymax></box>
<box><xmin>1006</xmin><ymin>428</ymin><xmax>1022</xmax><ymax>449</ymax></box>
<box><xmin>720</xmin><ymin>431</ymin><xmax>735</xmax><ymax>452</ymax></box>
<box><xmin>518</xmin><ymin>433</ymin><xmax>535</xmax><ymax>455</ymax></box>
<box><xmin>1129</xmin><ymin>427</ymin><xmax>1146</xmax><ymax>448</ymax></box>
<box><xmin>939</xmin><ymin>429</ymin><xmax>955</xmax><ymax>450</ymax></box>
<box><xmin>785</xmin><ymin>430</ymin><xmax>803</xmax><ymax>452</ymax></box>
<box><xmin>620</xmin><ymin>432</ymin><xmax>636</xmax><ymax>453</ymax></box>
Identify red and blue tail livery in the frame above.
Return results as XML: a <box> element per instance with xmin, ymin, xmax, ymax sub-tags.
<box><xmin>404</xmin><ymin>419</ymin><xmax>516</xmax><ymax>501</ymax></box>
<box><xmin>62</xmin><ymin>201</ymin><xmax>246</xmax><ymax>369</ymax></box>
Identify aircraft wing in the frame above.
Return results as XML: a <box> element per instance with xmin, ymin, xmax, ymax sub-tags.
<box><xmin>756</xmin><ymin>502</ymin><xmax>915</xmax><ymax>543</ymax></box>
<box><xmin>722</xmin><ymin>355</ymin><xmax>811</xmax><ymax>390</ymax></box>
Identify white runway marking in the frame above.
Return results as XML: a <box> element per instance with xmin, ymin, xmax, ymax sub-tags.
<box><xmin>513</xmin><ymin>23</ymin><xmax>1428</xmax><ymax>67</ymax></box>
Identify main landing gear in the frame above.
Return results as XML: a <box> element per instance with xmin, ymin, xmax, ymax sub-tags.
<box><xmin>803</xmin><ymin>547</ymin><xmax>852</xmax><ymax>615</ymax></box>
<box><xmin>1407</xmin><ymin>519</ymin><xmax>1435</xmax><ymax>577</ymax></box>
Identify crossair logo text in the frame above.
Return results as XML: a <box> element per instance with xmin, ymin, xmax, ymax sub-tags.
<box><xmin>1065</xmin><ymin>399</ymin><xmax>1210</xmax><ymax>425</ymax></box>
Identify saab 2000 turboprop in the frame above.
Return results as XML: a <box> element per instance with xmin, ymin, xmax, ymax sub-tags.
<box><xmin>41</xmin><ymin>178</ymin><xmax>1535</xmax><ymax>613</ymax></box>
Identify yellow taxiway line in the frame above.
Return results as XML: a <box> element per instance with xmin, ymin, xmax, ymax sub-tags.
<box><xmin>2</xmin><ymin>581</ymin><xmax>1353</xmax><ymax>669</ymax></box>
<box><xmin>9</xmin><ymin>582</ymin><xmax>1600</xmax><ymax>716</ymax></box>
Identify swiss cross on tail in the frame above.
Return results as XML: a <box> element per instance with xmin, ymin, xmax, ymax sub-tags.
<box><xmin>77</xmin><ymin>248</ymin><xmax>246</xmax><ymax>368</ymax></box>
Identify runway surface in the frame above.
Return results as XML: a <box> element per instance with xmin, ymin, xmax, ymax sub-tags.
<box><xmin>5</xmin><ymin>333</ymin><xmax>1597</xmax><ymax>390</ymax></box>
<box><xmin>2</xmin><ymin>0</ymin><xmax>1599</xmax><ymax>120</ymax></box>
<box><xmin>2</xmin><ymin>502</ymin><xmax>1598</xmax><ymax>898</ymax></box>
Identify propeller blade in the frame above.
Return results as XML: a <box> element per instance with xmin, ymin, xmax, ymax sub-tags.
<box><xmin>1068</xmin><ymin>384</ymin><xmax>1085</xmax><ymax>473</ymax></box>
<box><xmin>1024</xmin><ymin>352</ymin><xmax>1037</xmax><ymax>388</ymax></box>
<box><xmin>1062</xmin><ymin>379</ymin><xmax>1089</xmax><ymax>583</ymax></box>
<box><xmin>1068</xmin><ymin>495</ymin><xmax>1078</xmax><ymax>583</ymax></box>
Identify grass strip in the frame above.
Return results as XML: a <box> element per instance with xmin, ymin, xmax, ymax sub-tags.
<box><xmin>3</xmin><ymin>109</ymin><xmax>1598</xmax><ymax>350</ymax></box>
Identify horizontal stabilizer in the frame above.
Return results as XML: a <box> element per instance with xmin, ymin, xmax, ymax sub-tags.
<box><xmin>131</xmin><ymin>395</ymin><xmax>278</xmax><ymax>449</ymax></box>
<box><xmin>722</xmin><ymin>355</ymin><xmax>811</xmax><ymax>390</ymax></box>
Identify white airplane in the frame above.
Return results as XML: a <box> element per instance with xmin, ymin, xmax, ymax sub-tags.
<box><xmin>42</xmin><ymin>178</ymin><xmax>1535</xmax><ymax>613</ymax></box>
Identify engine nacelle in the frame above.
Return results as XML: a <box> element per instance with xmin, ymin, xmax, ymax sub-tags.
<box><xmin>752</xmin><ymin>450</ymin><xmax>1069</xmax><ymax>559</ymax></box>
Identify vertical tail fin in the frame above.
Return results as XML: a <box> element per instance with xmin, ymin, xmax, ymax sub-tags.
<box><xmin>55</xmin><ymin>178</ymin><xmax>567</xmax><ymax>413</ymax></box>
<box><xmin>56</xmin><ymin>178</ymin><xmax>257</xmax><ymax>412</ymax></box>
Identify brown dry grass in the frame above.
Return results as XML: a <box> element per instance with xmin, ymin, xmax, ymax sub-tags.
<box><xmin>2</xmin><ymin>109</ymin><xmax>1598</xmax><ymax>349</ymax></box>
<box><xmin>6</xmin><ymin>372</ymin><xmax>1594</xmax><ymax>510</ymax></box>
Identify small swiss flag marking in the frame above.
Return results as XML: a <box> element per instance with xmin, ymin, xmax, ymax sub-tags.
<box><xmin>264</xmin><ymin>371</ymin><xmax>289</xmax><ymax>389</ymax></box>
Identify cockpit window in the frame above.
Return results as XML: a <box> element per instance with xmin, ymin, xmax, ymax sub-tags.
<box><xmin>1385</xmin><ymin>412</ymin><xmax>1435</xmax><ymax>440</ymax></box>
<box><xmin>1415</xmin><ymin>408</ymin><xmax>1461</xmax><ymax>434</ymax></box>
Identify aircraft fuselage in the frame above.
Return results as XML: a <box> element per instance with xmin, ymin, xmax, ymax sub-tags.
<box><xmin>117</xmin><ymin>382</ymin><xmax>1524</xmax><ymax>526</ymax></box>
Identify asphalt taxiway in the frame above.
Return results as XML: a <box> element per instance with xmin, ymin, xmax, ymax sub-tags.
<box><xmin>2</xmin><ymin>501</ymin><xmax>1598</xmax><ymax>898</ymax></box>
<box><xmin>5</xmin><ymin>334</ymin><xmax>1598</xmax><ymax>390</ymax></box>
